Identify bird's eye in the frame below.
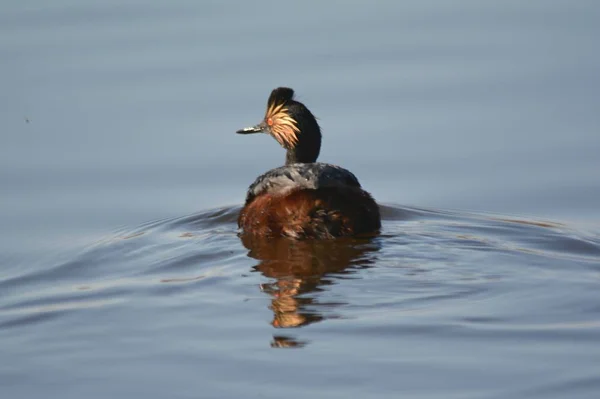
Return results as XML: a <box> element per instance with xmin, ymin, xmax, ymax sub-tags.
<box><xmin>267</xmin><ymin>117</ymin><xmax>274</xmax><ymax>126</ymax></box>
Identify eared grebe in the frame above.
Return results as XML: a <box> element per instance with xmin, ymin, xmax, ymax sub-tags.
<box><xmin>236</xmin><ymin>87</ymin><xmax>381</xmax><ymax>239</ymax></box>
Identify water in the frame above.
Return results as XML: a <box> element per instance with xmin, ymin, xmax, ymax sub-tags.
<box><xmin>1</xmin><ymin>1</ymin><xmax>600</xmax><ymax>398</ymax></box>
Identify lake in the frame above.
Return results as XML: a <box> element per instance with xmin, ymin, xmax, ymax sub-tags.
<box><xmin>1</xmin><ymin>1</ymin><xmax>600</xmax><ymax>398</ymax></box>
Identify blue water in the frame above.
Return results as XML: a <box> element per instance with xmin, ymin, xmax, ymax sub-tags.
<box><xmin>1</xmin><ymin>1</ymin><xmax>600</xmax><ymax>398</ymax></box>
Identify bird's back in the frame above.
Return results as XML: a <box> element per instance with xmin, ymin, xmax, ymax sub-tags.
<box><xmin>245</xmin><ymin>163</ymin><xmax>361</xmax><ymax>203</ymax></box>
<box><xmin>239</xmin><ymin>163</ymin><xmax>380</xmax><ymax>238</ymax></box>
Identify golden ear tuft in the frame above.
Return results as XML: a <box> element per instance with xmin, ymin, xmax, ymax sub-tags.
<box><xmin>265</xmin><ymin>102</ymin><xmax>300</xmax><ymax>149</ymax></box>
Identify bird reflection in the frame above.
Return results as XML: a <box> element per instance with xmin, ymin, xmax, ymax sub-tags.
<box><xmin>240</xmin><ymin>234</ymin><xmax>380</xmax><ymax>336</ymax></box>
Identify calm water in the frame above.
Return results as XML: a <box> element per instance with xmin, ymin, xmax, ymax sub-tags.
<box><xmin>2</xmin><ymin>1</ymin><xmax>600</xmax><ymax>398</ymax></box>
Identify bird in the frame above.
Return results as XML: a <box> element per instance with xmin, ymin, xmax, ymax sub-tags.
<box><xmin>236</xmin><ymin>87</ymin><xmax>380</xmax><ymax>239</ymax></box>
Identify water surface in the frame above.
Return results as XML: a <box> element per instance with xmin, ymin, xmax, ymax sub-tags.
<box><xmin>1</xmin><ymin>1</ymin><xmax>600</xmax><ymax>398</ymax></box>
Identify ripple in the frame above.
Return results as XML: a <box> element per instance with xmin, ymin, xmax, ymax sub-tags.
<box><xmin>2</xmin><ymin>203</ymin><xmax>599</xmax><ymax>399</ymax></box>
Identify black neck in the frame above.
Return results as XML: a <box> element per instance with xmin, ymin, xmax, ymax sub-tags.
<box><xmin>280</xmin><ymin>100</ymin><xmax>322</xmax><ymax>165</ymax></box>
<box><xmin>285</xmin><ymin>139</ymin><xmax>321</xmax><ymax>165</ymax></box>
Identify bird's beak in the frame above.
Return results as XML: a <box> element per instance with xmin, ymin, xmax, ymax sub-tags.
<box><xmin>236</xmin><ymin>122</ymin><xmax>266</xmax><ymax>134</ymax></box>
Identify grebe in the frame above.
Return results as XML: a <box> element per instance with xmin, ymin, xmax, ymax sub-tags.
<box><xmin>236</xmin><ymin>87</ymin><xmax>381</xmax><ymax>239</ymax></box>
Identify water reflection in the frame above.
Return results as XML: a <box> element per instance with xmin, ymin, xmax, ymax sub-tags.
<box><xmin>271</xmin><ymin>335</ymin><xmax>308</xmax><ymax>349</ymax></box>
<box><xmin>240</xmin><ymin>235</ymin><xmax>380</xmax><ymax>344</ymax></box>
